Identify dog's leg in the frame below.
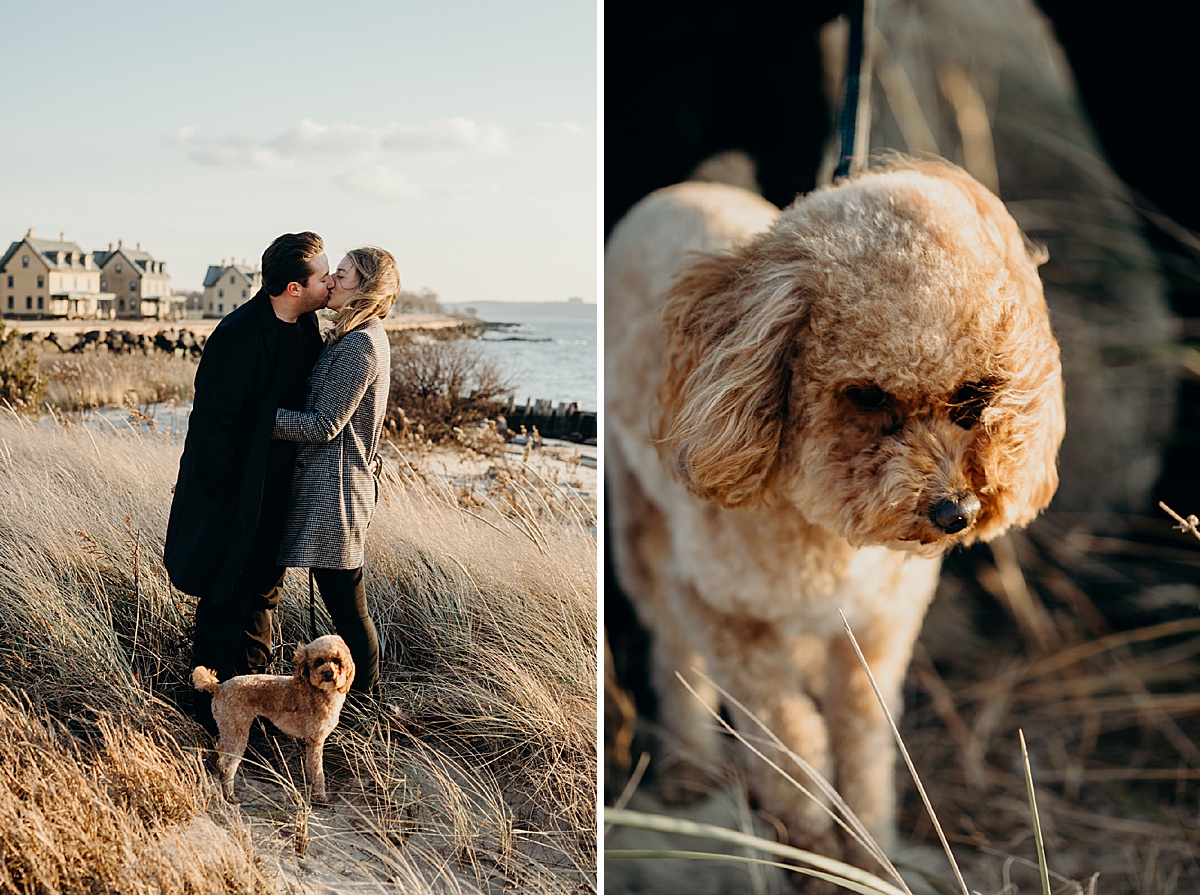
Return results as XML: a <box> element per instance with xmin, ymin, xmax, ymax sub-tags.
<box><xmin>305</xmin><ymin>735</ymin><xmax>329</xmax><ymax>805</ymax></box>
<box><xmin>609</xmin><ymin>451</ymin><xmax>722</xmax><ymax>800</ymax></box>
<box><xmin>684</xmin><ymin>584</ymin><xmax>841</xmax><ymax>861</ymax></box>
<box><xmin>825</xmin><ymin>600</ymin><xmax>930</xmax><ymax>867</ymax></box>
<box><xmin>216</xmin><ymin>722</ymin><xmax>251</xmax><ymax>803</ymax></box>
<box><xmin>647</xmin><ymin>606</ymin><xmax>721</xmax><ymax>803</ymax></box>
<box><xmin>607</xmin><ymin>448</ymin><xmax>671</xmax><ymax>612</ymax></box>
<box><xmin>647</xmin><ymin>570</ymin><xmax>722</xmax><ymax>803</ymax></box>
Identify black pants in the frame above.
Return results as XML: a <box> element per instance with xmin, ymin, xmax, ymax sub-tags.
<box><xmin>192</xmin><ymin>476</ymin><xmax>289</xmax><ymax>682</ymax></box>
<box><xmin>312</xmin><ymin>566</ymin><xmax>380</xmax><ymax>693</ymax></box>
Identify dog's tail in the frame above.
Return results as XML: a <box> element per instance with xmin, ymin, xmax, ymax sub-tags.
<box><xmin>689</xmin><ymin>150</ymin><xmax>761</xmax><ymax>194</ymax></box>
<box><xmin>191</xmin><ymin>666</ymin><xmax>220</xmax><ymax>693</ymax></box>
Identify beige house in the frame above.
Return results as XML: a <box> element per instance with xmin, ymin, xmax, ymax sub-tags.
<box><xmin>0</xmin><ymin>229</ymin><xmax>115</xmax><ymax>319</ymax></box>
<box><xmin>94</xmin><ymin>239</ymin><xmax>175</xmax><ymax>320</ymax></box>
<box><xmin>202</xmin><ymin>261</ymin><xmax>260</xmax><ymax>318</ymax></box>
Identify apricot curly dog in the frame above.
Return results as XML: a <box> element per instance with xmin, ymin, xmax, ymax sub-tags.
<box><xmin>605</xmin><ymin>156</ymin><xmax>1064</xmax><ymax>865</ymax></box>
<box><xmin>192</xmin><ymin>634</ymin><xmax>355</xmax><ymax>804</ymax></box>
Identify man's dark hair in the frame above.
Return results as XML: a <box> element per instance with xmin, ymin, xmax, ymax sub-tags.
<box><xmin>262</xmin><ymin>231</ymin><xmax>324</xmax><ymax>297</ymax></box>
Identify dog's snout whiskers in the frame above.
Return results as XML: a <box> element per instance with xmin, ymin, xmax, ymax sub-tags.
<box><xmin>929</xmin><ymin>493</ymin><xmax>980</xmax><ymax>534</ymax></box>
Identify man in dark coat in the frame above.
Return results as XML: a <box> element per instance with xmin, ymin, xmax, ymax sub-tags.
<box><xmin>165</xmin><ymin>231</ymin><xmax>331</xmax><ymax>728</ymax></box>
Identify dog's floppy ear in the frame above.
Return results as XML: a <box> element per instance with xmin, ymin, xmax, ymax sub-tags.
<box><xmin>657</xmin><ymin>236</ymin><xmax>810</xmax><ymax>508</ymax></box>
<box><xmin>292</xmin><ymin>642</ymin><xmax>310</xmax><ymax>682</ymax></box>
<box><xmin>341</xmin><ymin>650</ymin><xmax>356</xmax><ymax>693</ymax></box>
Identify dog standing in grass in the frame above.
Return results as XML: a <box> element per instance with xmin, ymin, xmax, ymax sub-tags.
<box><xmin>192</xmin><ymin>633</ymin><xmax>355</xmax><ymax>804</ymax></box>
<box><xmin>605</xmin><ymin>157</ymin><xmax>1064</xmax><ymax>865</ymax></box>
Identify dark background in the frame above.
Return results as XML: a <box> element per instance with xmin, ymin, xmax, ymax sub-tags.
<box><xmin>604</xmin><ymin>1</ymin><xmax>1200</xmax><ymax>238</ymax></box>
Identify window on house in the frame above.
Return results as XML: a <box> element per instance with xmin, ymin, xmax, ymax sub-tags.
<box><xmin>26</xmin><ymin>296</ymin><xmax>32</xmax><ymax>309</ymax></box>
<box><xmin>101</xmin><ymin>279</ymin><xmax>107</xmax><ymax>290</ymax></box>
<box><xmin>36</xmin><ymin>275</ymin><xmax>44</xmax><ymax>288</ymax></box>
<box><xmin>232</xmin><ymin>303</ymin><xmax>239</xmax><ymax>310</ymax></box>
<box><xmin>5</xmin><ymin>276</ymin><xmax>11</xmax><ymax>287</ymax></box>
<box><xmin>229</xmin><ymin>275</ymin><xmax>235</xmax><ymax>284</ymax></box>
<box><xmin>21</xmin><ymin>255</ymin><xmax>29</xmax><ymax>268</ymax></box>
<box><xmin>242</xmin><ymin>289</ymin><xmax>247</xmax><ymax>298</ymax></box>
<box><xmin>6</xmin><ymin>297</ymin><xmax>11</xmax><ymax>309</ymax></box>
<box><xmin>130</xmin><ymin>281</ymin><xmax>137</xmax><ymax>292</ymax></box>
<box><xmin>37</xmin><ymin>297</ymin><xmax>43</xmax><ymax>309</ymax></box>
<box><xmin>218</xmin><ymin>289</ymin><xmax>224</xmax><ymax>298</ymax></box>
<box><xmin>116</xmin><ymin>264</ymin><xmax>123</xmax><ymax>274</ymax></box>
<box><xmin>218</xmin><ymin>304</ymin><xmax>224</xmax><ymax>314</ymax></box>
<box><xmin>119</xmin><ymin>299</ymin><xmax>125</xmax><ymax>311</ymax></box>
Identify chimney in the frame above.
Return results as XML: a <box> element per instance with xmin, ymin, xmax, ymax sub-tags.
<box><xmin>108</xmin><ymin>243</ymin><xmax>113</xmax><ymax>252</ymax></box>
<box><xmin>136</xmin><ymin>242</ymin><xmax>141</xmax><ymax>251</ymax></box>
<box><xmin>118</xmin><ymin>238</ymin><xmax>124</xmax><ymax>249</ymax></box>
<box><xmin>26</xmin><ymin>227</ymin><xmax>35</xmax><ymax>238</ymax></box>
<box><xmin>59</xmin><ymin>231</ymin><xmax>65</xmax><ymax>241</ymax></box>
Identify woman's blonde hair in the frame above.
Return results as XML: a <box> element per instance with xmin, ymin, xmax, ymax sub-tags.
<box><xmin>326</xmin><ymin>245</ymin><xmax>401</xmax><ymax>342</ymax></box>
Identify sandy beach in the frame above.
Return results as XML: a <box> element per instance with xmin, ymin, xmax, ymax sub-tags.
<box><xmin>395</xmin><ymin>437</ymin><xmax>598</xmax><ymax>518</ymax></box>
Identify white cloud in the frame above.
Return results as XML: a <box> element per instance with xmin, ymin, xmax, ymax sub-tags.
<box><xmin>380</xmin><ymin>117</ymin><xmax>509</xmax><ymax>155</ymax></box>
<box><xmin>335</xmin><ymin>165</ymin><xmax>423</xmax><ymax>201</ymax></box>
<box><xmin>269</xmin><ymin>119</ymin><xmax>382</xmax><ymax>156</ymax></box>
<box><xmin>186</xmin><ymin>134</ymin><xmax>293</xmax><ymax>169</ymax></box>
<box><xmin>178</xmin><ymin>116</ymin><xmax>511</xmax><ymax>172</ymax></box>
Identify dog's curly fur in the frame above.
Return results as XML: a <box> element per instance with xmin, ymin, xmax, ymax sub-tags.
<box><xmin>192</xmin><ymin>634</ymin><xmax>355</xmax><ymax>804</ymax></box>
<box><xmin>605</xmin><ymin>157</ymin><xmax>1064</xmax><ymax>864</ymax></box>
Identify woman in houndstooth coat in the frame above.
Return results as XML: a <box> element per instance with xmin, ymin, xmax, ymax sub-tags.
<box><xmin>272</xmin><ymin>246</ymin><xmax>401</xmax><ymax>692</ymax></box>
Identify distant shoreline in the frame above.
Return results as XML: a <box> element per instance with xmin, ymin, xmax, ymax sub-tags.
<box><xmin>5</xmin><ymin>313</ymin><xmax>468</xmax><ymax>339</ymax></box>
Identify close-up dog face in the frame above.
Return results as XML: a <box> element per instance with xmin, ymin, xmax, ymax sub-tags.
<box><xmin>658</xmin><ymin>160</ymin><xmax>1065</xmax><ymax>554</ymax></box>
<box><xmin>295</xmin><ymin>635</ymin><xmax>356</xmax><ymax>694</ymax></box>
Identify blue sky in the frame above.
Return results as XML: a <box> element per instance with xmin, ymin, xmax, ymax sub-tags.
<box><xmin>0</xmin><ymin>0</ymin><xmax>597</xmax><ymax>303</ymax></box>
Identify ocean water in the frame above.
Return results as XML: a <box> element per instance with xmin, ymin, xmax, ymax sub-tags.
<box><xmin>450</xmin><ymin>302</ymin><xmax>597</xmax><ymax>413</ymax></box>
<box><xmin>72</xmin><ymin>301</ymin><xmax>598</xmax><ymax>439</ymax></box>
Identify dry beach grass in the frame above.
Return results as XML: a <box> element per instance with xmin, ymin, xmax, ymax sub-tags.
<box><xmin>605</xmin><ymin>514</ymin><xmax>1200</xmax><ymax>894</ymax></box>
<box><xmin>0</xmin><ymin>406</ymin><xmax>597</xmax><ymax>894</ymax></box>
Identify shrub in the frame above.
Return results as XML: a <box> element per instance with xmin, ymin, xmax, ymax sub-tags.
<box><xmin>387</xmin><ymin>337</ymin><xmax>513</xmax><ymax>443</ymax></box>
<box><xmin>0</xmin><ymin>322</ymin><xmax>45</xmax><ymax>411</ymax></box>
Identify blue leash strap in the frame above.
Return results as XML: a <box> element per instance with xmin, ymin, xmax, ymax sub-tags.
<box><xmin>833</xmin><ymin>0</ymin><xmax>873</xmax><ymax>181</ymax></box>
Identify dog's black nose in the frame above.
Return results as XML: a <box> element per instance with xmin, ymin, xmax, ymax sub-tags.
<box><xmin>929</xmin><ymin>494</ymin><xmax>980</xmax><ymax>534</ymax></box>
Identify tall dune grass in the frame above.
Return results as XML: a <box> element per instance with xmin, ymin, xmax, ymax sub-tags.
<box><xmin>37</xmin><ymin>349</ymin><xmax>198</xmax><ymax>411</ymax></box>
<box><xmin>0</xmin><ymin>409</ymin><xmax>596</xmax><ymax>893</ymax></box>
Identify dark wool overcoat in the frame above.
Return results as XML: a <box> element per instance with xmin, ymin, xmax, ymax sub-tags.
<box><xmin>274</xmin><ymin>318</ymin><xmax>391</xmax><ymax>569</ymax></box>
<box><xmin>164</xmin><ymin>290</ymin><xmax>321</xmax><ymax>601</ymax></box>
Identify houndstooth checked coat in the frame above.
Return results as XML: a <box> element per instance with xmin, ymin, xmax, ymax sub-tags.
<box><xmin>273</xmin><ymin>318</ymin><xmax>390</xmax><ymax>569</ymax></box>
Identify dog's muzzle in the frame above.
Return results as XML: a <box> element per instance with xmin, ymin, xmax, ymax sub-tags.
<box><xmin>928</xmin><ymin>492</ymin><xmax>980</xmax><ymax>535</ymax></box>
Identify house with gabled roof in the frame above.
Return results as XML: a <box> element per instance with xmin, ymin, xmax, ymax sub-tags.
<box><xmin>201</xmin><ymin>260</ymin><xmax>261</xmax><ymax>318</ymax></box>
<box><xmin>93</xmin><ymin>239</ymin><xmax>177</xmax><ymax>320</ymax></box>
<box><xmin>0</xmin><ymin>228</ymin><xmax>115</xmax><ymax>319</ymax></box>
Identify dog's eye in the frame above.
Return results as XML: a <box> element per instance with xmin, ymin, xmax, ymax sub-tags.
<box><xmin>845</xmin><ymin>384</ymin><xmax>891</xmax><ymax>411</ymax></box>
<box><xmin>949</xmin><ymin>381</ymin><xmax>992</xmax><ymax>429</ymax></box>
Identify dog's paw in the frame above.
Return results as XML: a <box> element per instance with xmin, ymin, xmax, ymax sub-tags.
<box><xmin>310</xmin><ymin>791</ymin><xmax>330</xmax><ymax>807</ymax></box>
<box><xmin>781</xmin><ymin>826</ymin><xmax>843</xmax><ymax>895</ymax></box>
<box><xmin>654</xmin><ymin>758</ymin><xmax>716</xmax><ymax>806</ymax></box>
